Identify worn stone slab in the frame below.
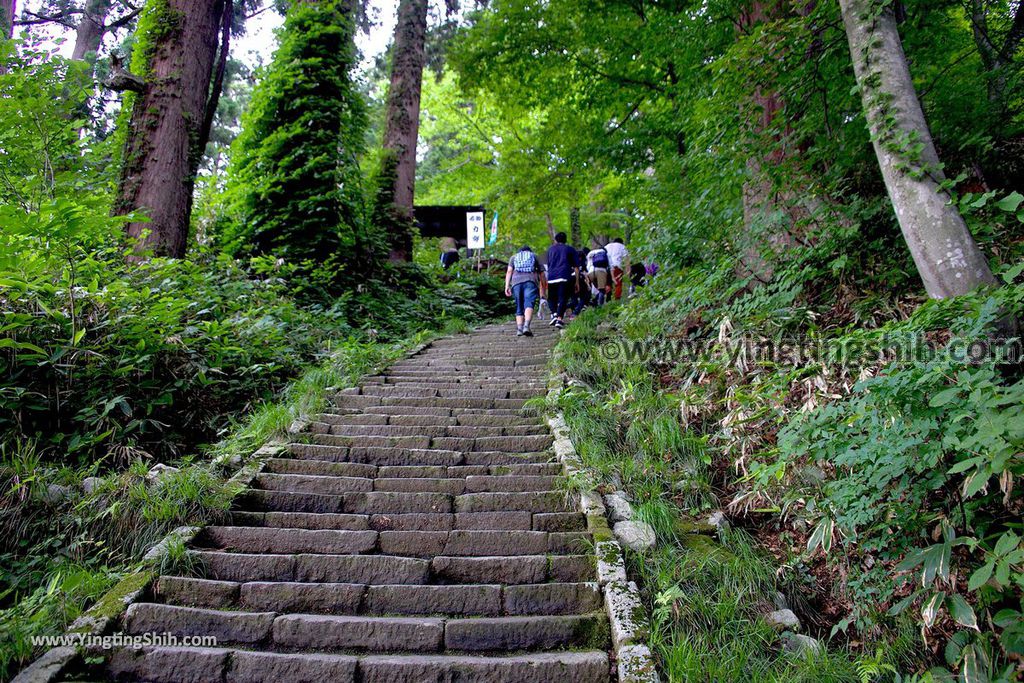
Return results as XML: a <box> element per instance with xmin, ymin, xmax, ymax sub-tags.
<box><xmin>154</xmin><ymin>576</ymin><xmax>239</xmax><ymax>609</ymax></box>
<box><xmin>273</xmin><ymin>614</ymin><xmax>444</xmax><ymax>651</ymax></box>
<box><xmin>125</xmin><ymin>604</ymin><xmax>274</xmax><ymax>644</ymax></box>
<box><xmin>107</xmin><ymin>646</ymin><xmax>228</xmax><ymax>683</ymax></box>
<box><xmin>365</xmin><ymin>584</ymin><xmax>502</xmax><ymax>616</ymax></box>
<box><xmin>227</xmin><ymin>651</ymin><xmax>358</xmax><ymax>683</ymax></box>
<box><xmin>294</xmin><ymin>554</ymin><xmax>430</xmax><ymax>585</ymax></box>
<box><xmin>356</xmin><ymin>651</ymin><xmax>610</xmax><ymax>683</ymax></box>
<box><xmin>238</xmin><ymin>582</ymin><xmax>365</xmax><ymax>614</ymax></box>
<box><xmin>503</xmin><ymin>583</ymin><xmax>603</xmax><ymax>616</ymax></box>
<box><xmin>429</xmin><ymin>556</ymin><xmax>547</xmax><ymax>585</ymax></box>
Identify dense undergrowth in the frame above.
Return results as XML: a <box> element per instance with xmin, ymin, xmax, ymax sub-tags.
<box><xmin>553</xmin><ymin>249</ymin><xmax>1024</xmax><ymax>681</ymax></box>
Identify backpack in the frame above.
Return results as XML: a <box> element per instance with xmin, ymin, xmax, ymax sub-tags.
<box><xmin>591</xmin><ymin>249</ymin><xmax>609</xmax><ymax>268</ymax></box>
<box><xmin>513</xmin><ymin>250</ymin><xmax>537</xmax><ymax>273</ymax></box>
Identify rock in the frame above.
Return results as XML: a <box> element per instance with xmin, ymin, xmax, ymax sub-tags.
<box><xmin>796</xmin><ymin>465</ymin><xmax>827</xmax><ymax>486</ymax></box>
<box><xmin>765</xmin><ymin>608</ymin><xmax>801</xmax><ymax>631</ymax></box>
<box><xmin>580</xmin><ymin>491</ymin><xmax>606</xmax><ymax>516</ymax></box>
<box><xmin>618</xmin><ymin>643</ymin><xmax>660</xmax><ymax>683</ymax></box>
<box><xmin>781</xmin><ymin>631</ymin><xmax>822</xmax><ymax>656</ymax></box>
<box><xmin>613</xmin><ymin>521</ymin><xmax>656</xmax><ymax>552</ymax></box>
<box><xmin>40</xmin><ymin>483</ymin><xmax>72</xmax><ymax>504</ymax></box>
<box><xmin>605</xmin><ymin>581</ymin><xmax>647</xmax><ymax>649</ymax></box>
<box><xmin>146</xmin><ymin>463</ymin><xmax>180</xmax><ymax>484</ymax></box>
<box><xmin>604</xmin><ymin>492</ymin><xmax>634</xmax><ymax>523</ymax></box>
<box><xmin>596</xmin><ymin>540</ymin><xmax>627</xmax><ymax>585</ymax></box>
<box><xmin>213</xmin><ymin>453</ymin><xmax>242</xmax><ymax>469</ymax></box>
<box><xmin>82</xmin><ymin>477</ymin><xmax>103</xmax><ymax>495</ymax></box>
<box><xmin>772</xmin><ymin>591</ymin><xmax>790</xmax><ymax>611</ymax></box>
<box><xmin>706</xmin><ymin>510</ymin><xmax>730</xmax><ymax>531</ymax></box>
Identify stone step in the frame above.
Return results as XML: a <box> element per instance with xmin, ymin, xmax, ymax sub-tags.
<box><xmin>124</xmin><ymin>603</ymin><xmax>606</xmax><ymax>654</ymax></box>
<box><xmin>361</xmin><ymin>378</ymin><xmax>548</xmax><ymax>389</ymax></box>
<box><xmin>237</xmin><ymin>489</ymin><xmax>455</xmax><ymax>515</ymax></box>
<box><xmin>264</xmin><ymin>458</ymin><xmax>562</xmax><ymax>479</ymax></box>
<box><xmin>189</xmin><ymin>551</ymin><xmax>595</xmax><ymax>585</ymax></box>
<box><xmin>192</xmin><ymin>527</ymin><xmax>588</xmax><ymax>557</ymax></box>
<box><xmin>255</xmin><ymin>472</ymin><xmax>561</xmax><ymax>496</ymax></box>
<box><xmin>354</xmin><ymin>651</ymin><xmax>608</xmax><ymax>682</ymax></box>
<box><xmin>308</xmin><ymin>433</ymin><xmax>555</xmax><ymax>453</ymax></box>
<box><xmin>309</xmin><ymin>423</ymin><xmax>549</xmax><ymax>438</ymax></box>
<box><xmin>236</xmin><ymin>489</ymin><xmax>572</xmax><ymax>516</ymax></box>
<box><xmin>315</xmin><ymin>412</ymin><xmax>544</xmax><ymax>428</ymax></box>
<box><xmin>197</xmin><ymin>526</ymin><xmax>378</xmax><ymax>554</ymax></box>
<box><xmin>285</xmin><ymin>443</ymin><xmax>555</xmax><ymax>467</ymax></box>
<box><xmin>324</xmin><ymin>405</ymin><xmax>531</xmax><ymax>417</ymax></box>
<box><xmin>376</xmin><ymin>530</ymin><xmax>590</xmax><ymax>557</ymax></box>
<box><xmin>228</xmin><ymin>510</ymin><xmax>585</xmax><ymax>532</ymax></box>
<box><xmin>107</xmin><ymin>647</ymin><xmax>608</xmax><ymax>683</ymax></box>
<box><xmin>156</xmin><ymin>577</ymin><xmax>603</xmax><ymax>617</ymax></box>
<box><xmin>331</xmin><ymin>395</ymin><xmax>529</xmax><ymax>410</ymax></box>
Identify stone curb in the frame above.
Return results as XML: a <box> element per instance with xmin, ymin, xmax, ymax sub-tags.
<box><xmin>13</xmin><ymin>337</ymin><xmax>439</xmax><ymax>683</ymax></box>
<box><xmin>545</xmin><ymin>352</ymin><xmax>660</xmax><ymax>683</ymax></box>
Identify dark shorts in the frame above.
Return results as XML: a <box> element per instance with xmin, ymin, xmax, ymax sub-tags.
<box><xmin>512</xmin><ymin>281</ymin><xmax>539</xmax><ymax>316</ymax></box>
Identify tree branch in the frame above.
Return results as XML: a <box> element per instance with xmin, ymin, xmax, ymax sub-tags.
<box><xmin>999</xmin><ymin>0</ymin><xmax>1024</xmax><ymax>62</ymax></box>
<box><xmin>16</xmin><ymin>10</ymin><xmax>80</xmax><ymax>28</ymax></box>
<box><xmin>104</xmin><ymin>54</ymin><xmax>145</xmax><ymax>92</ymax></box>
<box><xmin>199</xmin><ymin>0</ymin><xmax>232</xmax><ymax>157</ymax></box>
<box><xmin>105</xmin><ymin>7</ymin><xmax>142</xmax><ymax>29</ymax></box>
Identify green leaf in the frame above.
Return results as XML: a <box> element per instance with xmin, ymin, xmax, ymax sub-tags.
<box><xmin>1002</xmin><ymin>262</ymin><xmax>1024</xmax><ymax>284</ymax></box>
<box><xmin>995</xmin><ymin>191</ymin><xmax>1024</xmax><ymax>213</ymax></box>
<box><xmin>947</xmin><ymin>595</ymin><xmax>979</xmax><ymax>630</ymax></box>
<box><xmin>930</xmin><ymin>387</ymin><xmax>960</xmax><ymax>407</ymax></box>
<box><xmin>994</xmin><ymin>531</ymin><xmax>1018</xmax><ymax>557</ymax></box>
<box><xmin>959</xmin><ymin>644</ymin><xmax>989</xmax><ymax>683</ymax></box>
<box><xmin>922</xmin><ymin>591</ymin><xmax>945</xmax><ymax>628</ymax></box>
<box><xmin>968</xmin><ymin>562</ymin><xmax>993</xmax><ymax>591</ymax></box>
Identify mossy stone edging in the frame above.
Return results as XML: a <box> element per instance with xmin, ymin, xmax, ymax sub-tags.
<box><xmin>545</xmin><ymin>350</ymin><xmax>660</xmax><ymax>683</ymax></box>
<box><xmin>12</xmin><ymin>337</ymin><xmax>439</xmax><ymax>683</ymax></box>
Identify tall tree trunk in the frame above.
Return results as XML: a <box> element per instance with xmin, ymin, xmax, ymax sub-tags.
<box><xmin>380</xmin><ymin>0</ymin><xmax>427</xmax><ymax>261</ymax></box>
<box><xmin>737</xmin><ymin>0</ymin><xmax>794</xmax><ymax>283</ymax></box>
<box><xmin>113</xmin><ymin>0</ymin><xmax>225</xmax><ymax>258</ymax></box>
<box><xmin>839</xmin><ymin>0</ymin><xmax>997</xmax><ymax>298</ymax></box>
<box><xmin>72</xmin><ymin>0</ymin><xmax>113</xmax><ymax>67</ymax></box>
<box><xmin>569</xmin><ymin>207</ymin><xmax>581</xmax><ymax>246</ymax></box>
<box><xmin>2</xmin><ymin>0</ymin><xmax>14</xmax><ymax>39</ymax></box>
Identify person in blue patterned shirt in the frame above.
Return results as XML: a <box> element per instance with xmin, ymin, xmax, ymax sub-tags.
<box><xmin>504</xmin><ymin>246</ymin><xmax>547</xmax><ymax>336</ymax></box>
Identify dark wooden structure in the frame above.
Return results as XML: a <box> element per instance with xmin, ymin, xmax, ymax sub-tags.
<box><xmin>414</xmin><ymin>205</ymin><xmax>487</xmax><ymax>249</ymax></box>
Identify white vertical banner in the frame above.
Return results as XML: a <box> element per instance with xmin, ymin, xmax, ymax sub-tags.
<box><xmin>466</xmin><ymin>211</ymin><xmax>485</xmax><ymax>249</ymax></box>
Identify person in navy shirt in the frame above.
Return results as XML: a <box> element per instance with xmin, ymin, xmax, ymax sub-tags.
<box><xmin>545</xmin><ymin>232</ymin><xmax>577</xmax><ymax>329</ymax></box>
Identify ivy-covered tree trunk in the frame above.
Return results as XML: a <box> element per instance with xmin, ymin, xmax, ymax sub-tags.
<box><xmin>1</xmin><ymin>0</ymin><xmax>14</xmax><ymax>39</ymax></box>
<box><xmin>223</xmin><ymin>0</ymin><xmax>367</xmax><ymax>274</ymax></box>
<box><xmin>72</xmin><ymin>0</ymin><xmax>113</xmax><ymax>67</ymax></box>
<box><xmin>569</xmin><ymin>207</ymin><xmax>580</xmax><ymax>246</ymax></box>
<box><xmin>839</xmin><ymin>0</ymin><xmax>998</xmax><ymax>298</ymax></box>
<box><xmin>112</xmin><ymin>0</ymin><xmax>225</xmax><ymax>258</ymax></box>
<box><xmin>380</xmin><ymin>0</ymin><xmax>427</xmax><ymax>261</ymax></box>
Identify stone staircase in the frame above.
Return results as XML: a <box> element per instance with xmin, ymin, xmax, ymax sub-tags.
<box><xmin>95</xmin><ymin>324</ymin><xmax>613</xmax><ymax>682</ymax></box>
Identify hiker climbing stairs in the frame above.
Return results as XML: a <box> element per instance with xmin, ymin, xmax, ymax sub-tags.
<box><xmin>89</xmin><ymin>324</ymin><xmax>613</xmax><ymax>682</ymax></box>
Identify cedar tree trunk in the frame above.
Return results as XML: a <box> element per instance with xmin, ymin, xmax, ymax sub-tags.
<box><xmin>381</xmin><ymin>0</ymin><xmax>427</xmax><ymax>261</ymax></box>
<box><xmin>113</xmin><ymin>0</ymin><xmax>225</xmax><ymax>258</ymax></box>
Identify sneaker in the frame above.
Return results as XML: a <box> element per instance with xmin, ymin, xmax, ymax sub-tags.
<box><xmin>516</xmin><ymin>328</ymin><xmax>524</xmax><ymax>336</ymax></box>
<box><xmin>554</xmin><ymin>319</ymin><xmax>565</xmax><ymax>329</ymax></box>
<box><xmin>548</xmin><ymin>317</ymin><xmax>558</xmax><ymax>326</ymax></box>
<box><xmin>523</xmin><ymin>328</ymin><xmax>534</xmax><ymax>337</ymax></box>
